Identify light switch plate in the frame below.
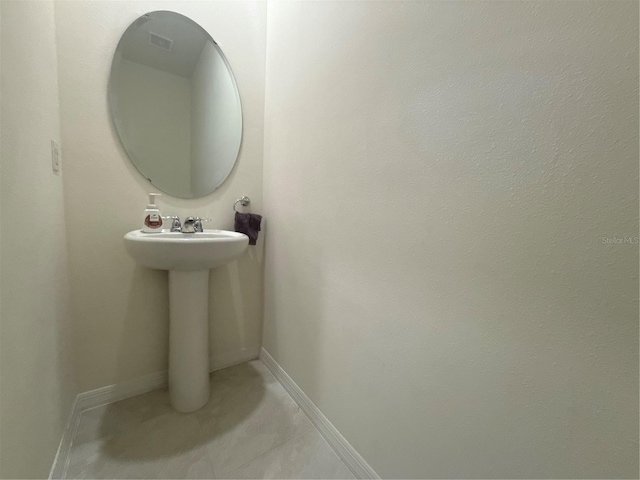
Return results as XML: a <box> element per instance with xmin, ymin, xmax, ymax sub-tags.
<box><xmin>51</xmin><ymin>140</ymin><xmax>61</xmax><ymax>173</ymax></box>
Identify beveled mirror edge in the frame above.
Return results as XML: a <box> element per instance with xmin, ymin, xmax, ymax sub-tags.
<box><xmin>107</xmin><ymin>10</ymin><xmax>244</xmax><ymax>199</ymax></box>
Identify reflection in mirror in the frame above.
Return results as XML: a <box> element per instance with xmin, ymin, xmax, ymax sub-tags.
<box><xmin>109</xmin><ymin>11</ymin><xmax>242</xmax><ymax>198</ymax></box>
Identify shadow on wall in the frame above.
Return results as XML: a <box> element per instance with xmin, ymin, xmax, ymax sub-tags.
<box><xmin>209</xmin><ymin>231</ymin><xmax>265</xmax><ymax>362</ymax></box>
<box><xmin>117</xmin><ymin>266</ymin><xmax>170</xmax><ymax>384</ymax></box>
<box><xmin>263</xmin><ymin>218</ymin><xmax>331</xmax><ymax>404</ymax></box>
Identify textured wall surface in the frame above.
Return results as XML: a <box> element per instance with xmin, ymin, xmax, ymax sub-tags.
<box><xmin>55</xmin><ymin>0</ymin><xmax>266</xmax><ymax>392</ymax></box>
<box><xmin>0</xmin><ymin>1</ymin><xmax>76</xmax><ymax>477</ymax></box>
<box><xmin>262</xmin><ymin>1</ymin><xmax>639</xmax><ymax>478</ymax></box>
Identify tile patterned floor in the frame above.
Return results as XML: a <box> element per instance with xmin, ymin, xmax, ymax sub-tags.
<box><xmin>65</xmin><ymin>361</ymin><xmax>354</xmax><ymax>479</ymax></box>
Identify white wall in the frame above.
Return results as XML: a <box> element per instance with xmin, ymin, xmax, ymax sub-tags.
<box><xmin>54</xmin><ymin>0</ymin><xmax>266</xmax><ymax>393</ymax></box>
<box><xmin>262</xmin><ymin>1</ymin><xmax>639</xmax><ymax>478</ymax></box>
<box><xmin>190</xmin><ymin>41</ymin><xmax>242</xmax><ymax>194</ymax></box>
<box><xmin>0</xmin><ymin>0</ymin><xmax>76</xmax><ymax>477</ymax></box>
<box><xmin>112</xmin><ymin>57</ymin><xmax>192</xmax><ymax>197</ymax></box>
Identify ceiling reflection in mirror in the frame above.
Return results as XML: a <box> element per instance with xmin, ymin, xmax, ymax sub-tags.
<box><xmin>109</xmin><ymin>11</ymin><xmax>242</xmax><ymax>198</ymax></box>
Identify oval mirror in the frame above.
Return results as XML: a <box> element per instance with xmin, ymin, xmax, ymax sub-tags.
<box><xmin>109</xmin><ymin>11</ymin><xmax>242</xmax><ymax>198</ymax></box>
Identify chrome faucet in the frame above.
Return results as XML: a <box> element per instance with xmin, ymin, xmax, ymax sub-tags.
<box><xmin>162</xmin><ymin>215</ymin><xmax>210</xmax><ymax>233</ymax></box>
<box><xmin>182</xmin><ymin>216</ymin><xmax>197</xmax><ymax>233</ymax></box>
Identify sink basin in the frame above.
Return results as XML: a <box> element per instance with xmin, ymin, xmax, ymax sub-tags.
<box><xmin>123</xmin><ymin>228</ymin><xmax>249</xmax><ymax>413</ymax></box>
<box><xmin>124</xmin><ymin>229</ymin><xmax>248</xmax><ymax>271</ymax></box>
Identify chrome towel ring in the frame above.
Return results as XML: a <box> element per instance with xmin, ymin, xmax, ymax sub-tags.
<box><xmin>233</xmin><ymin>196</ymin><xmax>250</xmax><ymax>212</ymax></box>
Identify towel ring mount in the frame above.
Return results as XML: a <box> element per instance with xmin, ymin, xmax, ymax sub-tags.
<box><xmin>233</xmin><ymin>196</ymin><xmax>250</xmax><ymax>212</ymax></box>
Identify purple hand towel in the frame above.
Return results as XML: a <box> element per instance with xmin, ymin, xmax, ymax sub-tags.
<box><xmin>235</xmin><ymin>212</ymin><xmax>262</xmax><ymax>245</ymax></box>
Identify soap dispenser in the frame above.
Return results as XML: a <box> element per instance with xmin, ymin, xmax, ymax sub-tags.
<box><xmin>142</xmin><ymin>193</ymin><xmax>163</xmax><ymax>233</ymax></box>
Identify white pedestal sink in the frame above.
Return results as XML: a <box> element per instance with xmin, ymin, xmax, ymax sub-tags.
<box><xmin>124</xmin><ymin>230</ymin><xmax>248</xmax><ymax>412</ymax></box>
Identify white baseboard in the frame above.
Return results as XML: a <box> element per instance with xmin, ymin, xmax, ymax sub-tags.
<box><xmin>49</xmin><ymin>346</ymin><xmax>260</xmax><ymax>479</ymax></box>
<box><xmin>210</xmin><ymin>346</ymin><xmax>260</xmax><ymax>371</ymax></box>
<box><xmin>49</xmin><ymin>396</ymin><xmax>81</xmax><ymax>480</ymax></box>
<box><xmin>78</xmin><ymin>370</ymin><xmax>169</xmax><ymax>412</ymax></box>
<box><xmin>259</xmin><ymin>348</ymin><xmax>379</xmax><ymax>480</ymax></box>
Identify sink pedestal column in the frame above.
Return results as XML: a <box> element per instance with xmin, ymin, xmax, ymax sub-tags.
<box><xmin>168</xmin><ymin>270</ymin><xmax>210</xmax><ymax>412</ymax></box>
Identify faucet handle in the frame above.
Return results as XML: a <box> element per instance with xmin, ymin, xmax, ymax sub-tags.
<box><xmin>194</xmin><ymin>217</ymin><xmax>212</xmax><ymax>233</ymax></box>
<box><xmin>162</xmin><ymin>215</ymin><xmax>181</xmax><ymax>232</ymax></box>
